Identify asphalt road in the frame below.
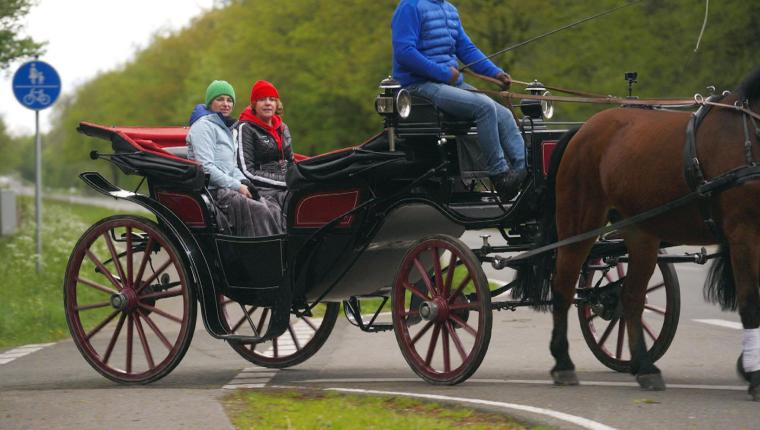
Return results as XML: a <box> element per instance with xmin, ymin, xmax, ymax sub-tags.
<box><xmin>0</xmin><ymin>230</ymin><xmax>756</xmax><ymax>430</ymax></box>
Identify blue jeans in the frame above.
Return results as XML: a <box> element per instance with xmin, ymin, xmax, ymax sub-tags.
<box><xmin>407</xmin><ymin>81</ymin><xmax>525</xmax><ymax>176</ymax></box>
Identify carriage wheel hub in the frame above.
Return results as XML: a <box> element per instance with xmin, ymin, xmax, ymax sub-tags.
<box><xmin>110</xmin><ymin>288</ymin><xmax>138</xmax><ymax>311</ymax></box>
<box><xmin>419</xmin><ymin>298</ymin><xmax>448</xmax><ymax>322</ymax></box>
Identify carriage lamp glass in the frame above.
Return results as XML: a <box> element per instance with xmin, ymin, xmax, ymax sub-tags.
<box><xmin>375</xmin><ymin>94</ymin><xmax>394</xmax><ymax>115</ymax></box>
<box><xmin>541</xmin><ymin>91</ymin><xmax>554</xmax><ymax>119</ymax></box>
<box><xmin>396</xmin><ymin>89</ymin><xmax>412</xmax><ymax>119</ymax></box>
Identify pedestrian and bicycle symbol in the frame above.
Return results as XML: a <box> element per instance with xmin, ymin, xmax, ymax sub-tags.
<box><xmin>12</xmin><ymin>60</ymin><xmax>61</xmax><ymax>110</ymax></box>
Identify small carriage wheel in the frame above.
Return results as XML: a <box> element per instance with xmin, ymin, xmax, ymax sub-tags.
<box><xmin>64</xmin><ymin>216</ymin><xmax>196</xmax><ymax>384</ymax></box>
<box><xmin>392</xmin><ymin>234</ymin><xmax>492</xmax><ymax>385</ymax></box>
<box><xmin>577</xmin><ymin>257</ymin><xmax>680</xmax><ymax>373</ymax></box>
<box><xmin>219</xmin><ymin>297</ymin><xmax>340</xmax><ymax>368</ymax></box>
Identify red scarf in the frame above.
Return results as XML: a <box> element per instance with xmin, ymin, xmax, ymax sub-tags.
<box><xmin>239</xmin><ymin>106</ymin><xmax>284</xmax><ymax>155</ymax></box>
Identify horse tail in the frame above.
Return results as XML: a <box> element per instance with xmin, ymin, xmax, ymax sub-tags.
<box><xmin>511</xmin><ymin>127</ymin><xmax>580</xmax><ymax>311</ymax></box>
<box><xmin>704</xmin><ymin>244</ymin><xmax>737</xmax><ymax>310</ymax></box>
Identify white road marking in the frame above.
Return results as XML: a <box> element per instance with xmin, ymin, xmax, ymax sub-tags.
<box><xmin>293</xmin><ymin>377</ymin><xmax>746</xmax><ymax>391</ymax></box>
<box><xmin>693</xmin><ymin>319</ymin><xmax>743</xmax><ymax>330</ymax></box>
<box><xmin>328</xmin><ymin>388</ymin><xmax>618</xmax><ymax>430</ymax></box>
<box><xmin>0</xmin><ymin>343</ymin><xmax>54</xmax><ymax>366</ymax></box>
<box><xmin>223</xmin><ymin>319</ymin><xmax>319</xmax><ymax>390</ymax></box>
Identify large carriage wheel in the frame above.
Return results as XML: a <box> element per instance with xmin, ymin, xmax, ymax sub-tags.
<box><xmin>219</xmin><ymin>296</ymin><xmax>339</xmax><ymax>368</ymax></box>
<box><xmin>577</xmin><ymin>256</ymin><xmax>680</xmax><ymax>373</ymax></box>
<box><xmin>64</xmin><ymin>216</ymin><xmax>196</xmax><ymax>384</ymax></box>
<box><xmin>392</xmin><ymin>235</ymin><xmax>492</xmax><ymax>385</ymax></box>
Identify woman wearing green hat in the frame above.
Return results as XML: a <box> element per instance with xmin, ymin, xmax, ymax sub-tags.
<box><xmin>186</xmin><ymin>80</ymin><xmax>281</xmax><ymax>236</ymax></box>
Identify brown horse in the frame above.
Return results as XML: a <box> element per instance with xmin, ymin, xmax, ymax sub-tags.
<box><xmin>516</xmin><ymin>66</ymin><xmax>760</xmax><ymax>400</ymax></box>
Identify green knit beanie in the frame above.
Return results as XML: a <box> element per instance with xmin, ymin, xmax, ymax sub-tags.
<box><xmin>205</xmin><ymin>80</ymin><xmax>236</xmax><ymax>106</ymax></box>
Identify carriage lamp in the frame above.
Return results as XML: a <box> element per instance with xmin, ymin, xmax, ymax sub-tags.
<box><xmin>375</xmin><ymin>77</ymin><xmax>412</xmax><ymax>119</ymax></box>
<box><xmin>376</xmin><ymin>77</ymin><xmax>413</xmax><ymax>151</ymax></box>
<box><xmin>520</xmin><ymin>80</ymin><xmax>554</xmax><ymax>119</ymax></box>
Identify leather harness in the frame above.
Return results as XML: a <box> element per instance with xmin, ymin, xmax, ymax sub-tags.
<box><xmin>683</xmin><ymin>94</ymin><xmax>724</xmax><ymax>241</ymax></box>
<box><xmin>683</xmin><ymin>94</ymin><xmax>760</xmax><ymax>242</ymax></box>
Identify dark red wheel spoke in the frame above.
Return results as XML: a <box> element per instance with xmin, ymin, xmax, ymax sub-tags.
<box><xmin>126</xmin><ymin>227</ymin><xmax>133</xmax><ymax>288</ymax></box>
<box><xmin>402</xmin><ymin>281</ymin><xmax>430</xmax><ymax>301</ymax></box>
<box><xmin>442</xmin><ymin>322</ymin><xmax>451</xmax><ymax>372</ymax></box>
<box><xmin>615</xmin><ymin>320</ymin><xmax>626</xmax><ymax>359</ymax></box>
<box><xmin>135</xmin><ymin>259</ymin><xmax>173</xmax><ymax>294</ymax></box>
<box><xmin>288</xmin><ymin>325</ymin><xmax>301</xmax><ymax>350</ymax></box>
<box><xmin>301</xmin><ymin>316</ymin><xmax>318</xmax><ymax>332</ymax></box>
<box><xmin>431</xmin><ymin>247</ymin><xmax>443</xmax><ymax>297</ymax></box>
<box><xmin>139</xmin><ymin>310</ymin><xmax>173</xmax><ymax>350</ymax></box>
<box><xmin>585</xmin><ymin>312</ymin><xmax>598</xmax><ymax>324</ymax></box>
<box><xmin>448</xmin><ymin>272</ymin><xmax>471</xmax><ymax>304</ymax></box>
<box><xmin>138</xmin><ymin>303</ymin><xmax>182</xmax><ymax>324</ymax></box>
<box><xmin>411</xmin><ymin>320</ymin><xmax>435</xmax><ymax>345</ymax></box>
<box><xmin>446</xmin><ymin>321</ymin><xmax>468</xmax><ymax>361</ymax></box>
<box><xmin>139</xmin><ymin>288</ymin><xmax>183</xmax><ymax>301</ymax></box>
<box><xmin>85</xmin><ymin>310</ymin><xmax>121</xmax><ymax>341</ymax></box>
<box><xmin>86</xmin><ymin>250</ymin><xmax>123</xmax><ymax>291</ymax></box>
<box><xmin>413</xmin><ymin>257</ymin><xmax>436</xmax><ymax>297</ymax></box>
<box><xmin>133</xmin><ymin>314</ymin><xmax>155</xmax><ymax>369</ymax></box>
<box><xmin>257</xmin><ymin>308</ymin><xmax>270</xmax><ymax>333</ymax></box>
<box><xmin>616</xmin><ymin>263</ymin><xmax>625</xmax><ymax>278</ymax></box>
<box><xmin>644</xmin><ymin>304</ymin><xmax>666</xmax><ymax>315</ymax></box>
<box><xmin>448</xmin><ymin>313</ymin><xmax>478</xmax><ymax>337</ymax></box>
<box><xmin>424</xmin><ymin>323</ymin><xmax>441</xmax><ymax>366</ymax></box>
<box><xmin>231</xmin><ymin>306</ymin><xmax>256</xmax><ymax>333</ymax></box>
<box><xmin>78</xmin><ymin>277</ymin><xmax>119</xmax><ymax>296</ymax></box>
<box><xmin>75</xmin><ymin>301</ymin><xmax>111</xmax><ymax>312</ymax></box>
<box><xmin>443</xmin><ymin>253</ymin><xmax>456</xmax><ymax>298</ymax></box>
<box><xmin>103</xmin><ymin>231</ymin><xmax>127</xmax><ymax>289</ymax></box>
<box><xmin>126</xmin><ymin>314</ymin><xmax>134</xmax><ymax>374</ymax></box>
<box><xmin>646</xmin><ymin>282</ymin><xmax>665</xmax><ymax>294</ymax></box>
<box><xmin>272</xmin><ymin>336</ymin><xmax>279</xmax><ymax>358</ymax></box>
<box><xmin>133</xmin><ymin>237</ymin><xmax>154</xmax><ymax>290</ymax></box>
<box><xmin>598</xmin><ymin>317</ymin><xmax>619</xmax><ymax>346</ymax></box>
<box><xmin>642</xmin><ymin>320</ymin><xmax>658</xmax><ymax>342</ymax></box>
<box><xmin>103</xmin><ymin>313</ymin><xmax>127</xmax><ymax>365</ymax></box>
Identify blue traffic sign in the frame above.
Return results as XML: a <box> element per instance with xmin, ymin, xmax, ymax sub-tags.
<box><xmin>12</xmin><ymin>60</ymin><xmax>61</xmax><ymax>110</ymax></box>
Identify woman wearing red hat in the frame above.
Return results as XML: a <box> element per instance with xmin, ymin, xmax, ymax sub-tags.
<box><xmin>233</xmin><ymin>80</ymin><xmax>293</xmax><ymax>231</ymax></box>
<box><xmin>187</xmin><ymin>80</ymin><xmax>280</xmax><ymax>237</ymax></box>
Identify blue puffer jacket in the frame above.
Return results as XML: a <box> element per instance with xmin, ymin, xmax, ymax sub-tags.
<box><xmin>186</xmin><ymin>104</ymin><xmax>245</xmax><ymax>191</ymax></box>
<box><xmin>391</xmin><ymin>0</ymin><xmax>502</xmax><ymax>87</ymax></box>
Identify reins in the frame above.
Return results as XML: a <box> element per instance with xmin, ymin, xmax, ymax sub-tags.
<box><xmin>460</xmin><ymin>73</ymin><xmax>760</xmax><ymax>265</ymax></box>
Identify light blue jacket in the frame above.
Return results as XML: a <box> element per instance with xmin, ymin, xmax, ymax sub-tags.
<box><xmin>391</xmin><ymin>0</ymin><xmax>502</xmax><ymax>87</ymax></box>
<box><xmin>186</xmin><ymin>104</ymin><xmax>245</xmax><ymax>190</ymax></box>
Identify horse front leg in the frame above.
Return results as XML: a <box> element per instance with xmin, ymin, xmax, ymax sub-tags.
<box><xmin>728</xmin><ymin>240</ymin><xmax>760</xmax><ymax>401</ymax></box>
<box><xmin>622</xmin><ymin>233</ymin><xmax>666</xmax><ymax>390</ymax></box>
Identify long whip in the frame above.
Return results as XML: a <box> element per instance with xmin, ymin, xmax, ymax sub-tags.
<box><xmin>459</xmin><ymin>0</ymin><xmax>642</xmax><ymax>72</ymax></box>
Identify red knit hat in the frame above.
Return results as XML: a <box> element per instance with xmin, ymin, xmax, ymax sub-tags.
<box><xmin>250</xmin><ymin>80</ymin><xmax>280</xmax><ymax>103</ymax></box>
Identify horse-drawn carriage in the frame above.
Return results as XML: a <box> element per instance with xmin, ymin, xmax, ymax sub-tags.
<box><xmin>65</xmin><ymin>70</ymin><xmax>760</xmax><ymax>398</ymax></box>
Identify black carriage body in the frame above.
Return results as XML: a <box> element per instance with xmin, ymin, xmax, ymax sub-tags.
<box><xmin>76</xmin><ymin>92</ymin><xmax>571</xmax><ymax>307</ymax></box>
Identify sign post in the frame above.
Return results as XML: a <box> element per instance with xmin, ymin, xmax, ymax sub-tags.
<box><xmin>12</xmin><ymin>60</ymin><xmax>61</xmax><ymax>273</ymax></box>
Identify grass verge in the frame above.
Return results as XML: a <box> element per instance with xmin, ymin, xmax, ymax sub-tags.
<box><xmin>224</xmin><ymin>388</ymin><xmax>550</xmax><ymax>430</ymax></box>
<box><xmin>0</xmin><ymin>196</ymin><xmax>148</xmax><ymax>348</ymax></box>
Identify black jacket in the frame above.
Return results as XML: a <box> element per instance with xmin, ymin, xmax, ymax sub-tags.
<box><xmin>233</xmin><ymin>120</ymin><xmax>293</xmax><ymax>189</ymax></box>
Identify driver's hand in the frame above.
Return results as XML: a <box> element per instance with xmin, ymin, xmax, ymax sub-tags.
<box><xmin>495</xmin><ymin>71</ymin><xmax>512</xmax><ymax>90</ymax></box>
<box><xmin>239</xmin><ymin>184</ymin><xmax>253</xmax><ymax>199</ymax></box>
<box><xmin>448</xmin><ymin>66</ymin><xmax>460</xmax><ymax>85</ymax></box>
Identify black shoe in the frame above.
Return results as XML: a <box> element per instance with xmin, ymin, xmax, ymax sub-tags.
<box><xmin>490</xmin><ymin>169</ymin><xmax>527</xmax><ymax>202</ymax></box>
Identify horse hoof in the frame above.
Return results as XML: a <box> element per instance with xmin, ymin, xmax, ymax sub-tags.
<box><xmin>551</xmin><ymin>369</ymin><xmax>579</xmax><ymax>386</ymax></box>
<box><xmin>636</xmin><ymin>373</ymin><xmax>666</xmax><ymax>391</ymax></box>
<box><xmin>737</xmin><ymin>354</ymin><xmax>751</xmax><ymax>382</ymax></box>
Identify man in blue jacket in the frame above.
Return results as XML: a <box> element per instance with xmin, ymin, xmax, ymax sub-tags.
<box><xmin>392</xmin><ymin>0</ymin><xmax>526</xmax><ymax>201</ymax></box>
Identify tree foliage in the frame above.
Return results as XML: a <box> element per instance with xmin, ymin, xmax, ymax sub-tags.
<box><xmin>0</xmin><ymin>0</ymin><xmax>44</xmax><ymax>69</ymax></box>
<box><xmin>24</xmin><ymin>0</ymin><xmax>760</xmax><ymax>189</ymax></box>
